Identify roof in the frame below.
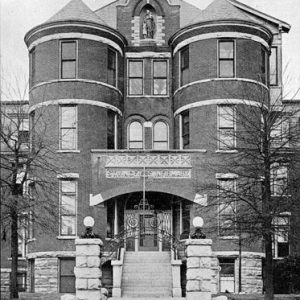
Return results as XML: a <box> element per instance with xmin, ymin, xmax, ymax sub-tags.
<box><xmin>45</xmin><ymin>0</ymin><xmax>107</xmax><ymax>25</ymax></box>
<box><xmin>188</xmin><ymin>0</ymin><xmax>262</xmax><ymax>25</ymax></box>
<box><xmin>188</xmin><ymin>0</ymin><xmax>290</xmax><ymax>32</ymax></box>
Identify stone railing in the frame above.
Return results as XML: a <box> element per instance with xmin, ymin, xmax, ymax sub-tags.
<box><xmin>111</xmin><ymin>247</ymin><xmax>125</xmax><ymax>297</ymax></box>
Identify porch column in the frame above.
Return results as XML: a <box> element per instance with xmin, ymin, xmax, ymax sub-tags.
<box><xmin>74</xmin><ymin>238</ymin><xmax>103</xmax><ymax>300</ymax></box>
<box><xmin>185</xmin><ymin>239</ymin><xmax>213</xmax><ymax>300</ymax></box>
<box><xmin>114</xmin><ymin>199</ymin><xmax>118</xmax><ymax>235</ymax></box>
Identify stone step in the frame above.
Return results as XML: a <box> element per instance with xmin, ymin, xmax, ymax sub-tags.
<box><xmin>109</xmin><ymin>298</ymin><xmax>185</xmax><ymax>300</ymax></box>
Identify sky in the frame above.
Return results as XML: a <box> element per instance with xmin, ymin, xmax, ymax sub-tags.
<box><xmin>1</xmin><ymin>0</ymin><xmax>300</xmax><ymax>100</ymax></box>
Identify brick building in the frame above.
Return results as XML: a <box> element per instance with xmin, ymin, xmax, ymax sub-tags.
<box><xmin>1</xmin><ymin>0</ymin><xmax>299</xmax><ymax>298</ymax></box>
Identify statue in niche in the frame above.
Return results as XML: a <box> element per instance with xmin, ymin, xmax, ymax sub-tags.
<box><xmin>143</xmin><ymin>10</ymin><xmax>155</xmax><ymax>39</ymax></box>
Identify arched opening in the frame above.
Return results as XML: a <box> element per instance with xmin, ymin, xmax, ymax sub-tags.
<box><xmin>105</xmin><ymin>192</ymin><xmax>192</xmax><ymax>252</ymax></box>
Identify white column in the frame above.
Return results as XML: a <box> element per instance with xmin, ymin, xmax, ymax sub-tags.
<box><xmin>179</xmin><ymin>201</ymin><xmax>183</xmax><ymax>235</ymax></box>
<box><xmin>114</xmin><ymin>199</ymin><xmax>118</xmax><ymax>235</ymax></box>
<box><xmin>179</xmin><ymin>114</ymin><xmax>183</xmax><ymax>150</ymax></box>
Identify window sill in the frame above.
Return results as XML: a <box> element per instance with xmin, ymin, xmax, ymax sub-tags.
<box><xmin>57</xmin><ymin>235</ymin><xmax>78</xmax><ymax>240</ymax></box>
<box><xmin>57</xmin><ymin>150</ymin><xmax>80</xmax><ymax>153</ymax></box>
<box><xmin>8</xmin><ymin>257</ymin><xmax>26</xmax><ymax>261</ymax></box>
<box><xmin>219</xmin><ymin>235</ymin><xmax>239</xmax><ymax>240</ymax></box>
<box><xmin>216</xmin><ymin>150</ymin><xmax>238</xmax><ymax>153</ymax></box>
<box><xmin>127</xmin><ymin>95</ymin><xmax>169</xmax><ymax>98</ymax></box>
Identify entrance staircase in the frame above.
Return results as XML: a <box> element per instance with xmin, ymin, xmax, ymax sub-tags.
<box><xmin>110</xmin><ymin>251</ymin><xmax>184</xmax><ymax>299</ymax></box>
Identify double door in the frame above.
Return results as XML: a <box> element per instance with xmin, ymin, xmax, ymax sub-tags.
<box><xmin>124</xmin><ymin>210</ymin><xmax>171</xmax><ymax>251</ymax></box>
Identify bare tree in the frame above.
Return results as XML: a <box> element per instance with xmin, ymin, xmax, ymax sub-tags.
<box><xmin>196</xmin><ymin>83</ymin><xmax>300</xmax><ymax>300</ymax></box>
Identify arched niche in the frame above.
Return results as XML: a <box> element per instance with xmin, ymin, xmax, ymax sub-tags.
<box><xmin>132</xmin><ymin>0</ymin><xmax>164</xmax><ymax>17</ymax></box>
<box><xmin>140</xmin><ymin>4</ymin><xmax>156</xmax><ymax>39</ymax></box>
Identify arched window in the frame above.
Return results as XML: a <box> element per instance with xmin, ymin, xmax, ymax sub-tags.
<box><xmin>153</xmin><ymin>121</ymin><xmax>168</xmax><ymax>150</ymax></box>
<box><xmin>128</xmin><ymin>121</ymin><xmax>143</xmax><ymax>149</ymax></box>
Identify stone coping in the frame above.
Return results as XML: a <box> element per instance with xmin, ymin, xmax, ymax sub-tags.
<box><xmin>75</xmin><ymin>238</ymin><xmax>103</xmax><ymax>245</ymax></box>
<box><xmin>185</xmin><ymin>239</ymin><xmax>213</xmax><ymax>245</ymax></box>
<box><xmin>27</xmin><ymin>251</ymin><xmax>75</xmax><ymax>259</ymax></box>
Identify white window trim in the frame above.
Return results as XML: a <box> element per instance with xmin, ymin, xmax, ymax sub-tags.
<box><xmin>127</xmin><ymin>59</ymin><xmax>144</xmax><ymax>96</ymax></box>
<box><xmin>152</xmin><ymin>120</ymin><xmax>169</xmax><ymax>150</ymax></box>
<box><xmin>152</xmin><ymin>59</ymin><xmax>169</xmax><ymax>96</ymax></box>
<box><xmin>217</xmin><ymin>40</ymin><xmax>236</xmax><ymax>79</ymax></box>
<box><xmin>217</xmin><ymin>105</ymin><xmax>236</xmax><ymax>151</ymax></box>
<box><xmin>272</xmin><ymin>213</ymin><xmax>290</xmax><ymax>258</ymax></box>
<box><xmin>108</xmin><ymin>47</ymin><xmax>118</xmax><ymax>89</ymax></box>
<box><xmin>58</xmin><ymin>179</ymin><xmax>78</xmax><ymax>237</ymax></box>
<box><xmin>59</xmin><ymin>40</ymin><xmax>78</xmax><ymax>80</ymax></box>
<box><xmin>59</xmin><ymin>105</ymin><xmax>78</xmax><ymax>151</ymax></box>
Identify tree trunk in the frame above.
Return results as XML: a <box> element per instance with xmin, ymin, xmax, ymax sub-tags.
<box><xmin>264</xmin><ymin>231</ymin><xmax>274</xmax><ymax>300</ymax></box>
<box><xmin>10</xmin><ymin>200</ymin><xmax>19</xmax><ymax>299</ymax></box>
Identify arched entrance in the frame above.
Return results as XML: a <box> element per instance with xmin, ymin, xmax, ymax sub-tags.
<box><xmin>106</xmin><ymin>192</ymin><xmax>191</xmax><ymax>252</ymax></box>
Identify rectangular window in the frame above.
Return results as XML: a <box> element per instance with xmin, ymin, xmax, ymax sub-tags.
<box><xmin>182</xmin><ymin>110</ymin><xmax>190</xmax><ymax>149</ymax></box>
<box><xmin>153</xmin><ymin>60</ymin><xmax>167</xmax><ymax>95</ymax></box>
<box><xmin>218</xmin><ymin>105</ymin><xmax>235</xmax><ymax>150</ymax></box>
<box><xmin>271</xmin><ymin>115</ymin><xmax>289</xmax><ymax>148</ymax></box>
<box><xmin>108</xmin><ymin>48</ymin><xmax>117</xmax><ymax>87</ymax></box>
<box><xmin>180</xmin><ymin>46</ymin><xmax>189</xmax><ymax>86</ymax></box>
<box><xmin>218</xmin><ymin>179</ymin><xmax>236</xmax><ymax>236</ymax></box>
<box><xmin>271</xmin><ymin>164</ymin><xmax>288</xmax><ymax>196</ymax></box>
<box><xmin>10</xmin><ymin>272</ymin><xmax>27</xmax><ymax>292</ymax></box>
<box><xmin>219</xmin><ymin>41</ymin><xmax>235</xmax><ymax>78</ymax></box>
<box><xmin>219</xmin><ymin>258</ymin><xmax>235</xmax><ymax>292</ymax></box>
<box><xmin>61</xmin><ymin>41</ymin><xmax>77</xmax><ymax>79</ymax></box>
<box><xmin>128</xmin><ymin>60</ymin><xmax>143</xmax><ymax>95</ymax></box>
<box><xmin>60</xmin><ymin>180</ymin><xmax>77</xmax><ymax>236</ymax></box>
<box><xmin>107</xmin><ymin>110</ymin><xmax>115</xmax><ymax>150</ymax></box>
<box><xmin>261</xmin><ymin>47</ymin><xmax>268</xmax><ymax>84</ymax></box>
<box><xmin>19</xmin><ymin>119</ymin><xmax>29</xmax><ymax>151</ymax></box>
<box><xmin>270</xmin><ymin>47</ymin><xmax>278</xmax><ymax>85</ymax></box>
<box><xmin>273</xmin><ymin>216</ymin><xmax>289</xmax><ymax>258</ymax></box>
<box><xmin>60</xmin><ymin>106</ymin><xmax>77</xmax><ymax>150</ymax></box>
<box><xmin>59</xmin><ymin>258</ymin><xmax>75</xmax><ymax>293</ymax></box>
<box><xmin>30</xmin><ymin>47</ymin><xmax>36</xmax><ymax>87</ymax></box>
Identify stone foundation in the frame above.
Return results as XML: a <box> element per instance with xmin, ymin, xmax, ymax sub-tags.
<box><xmin>0</xmin><ymin>269</ymin><xmax>10</xmax><ymax>293</ymax></box>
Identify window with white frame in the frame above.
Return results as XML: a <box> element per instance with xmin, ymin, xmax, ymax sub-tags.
<box><xmin>218</xmin><ymin>105</ymin><xmax>235</xmax><ymax>150</ymax></box>
<box><xmin>59</xmin><ymin>258</ymin><xmax>75</xmax><ymax>293</ymax></box>
<box><xmin>271</xmin><ymin>116</ymin><xmax>289</xmax><ymax>148</ymax></box>
<box><xmin>128</xmin><ymin>121</ymin><xmax>143</xmax><ymax>149</ymax></box>
<box><xmin>261</xmin><ymin>46</ymin><xmax>268</xmax><ymax>84</ymax></box>
<box><xmin>60</xmin><ymin>180</ymin><xmax>77</xmax><ymax>236</ymax></box>
<box><xmin>60</xmin><ymin>106</ymin><xmax>77</xmax><ymax>150</ymax></box>
<box><xmin>218</xmin><ymin>179</ymin><xmax>236</xmax><ymax>236</ymax></box>
<box><xmin>61</xmin><ymin>41</ymin><xmax>77</xmax><ymax>79</ymax></box>
<box><xmin>271</xmin><ymin>164</ymin><xmax>288</xmax><ymax>196</ymax></box>
<box><xmin>180</xmin><ymin>46</ymin><xmax>189</xmax><ymax>86</ymax></box>
<box><xmin>108</xmin><ymin>47</ymin><xmax>117</xmax><ymax>87</ymax></box>
<box><xmin>153</xmin><ymin>60</ymin><xmax>167</xmax><ymax>95</ymax></box>
<box><xmin>218</xmin><ymin>41</ymin><xmax>235</xmax><ymax>78</ymax></box>
<box><xmin>128</xmin><ymin>60</ymin><xmax>143</xmax><ymax>95</ymax></box>
<box><xmin>107</xmin><ymin>110</ymin><xmax>116</xmax><ymax>150</ymax></box>
<box><xmin>181</xmin><ymin>110</ymin><xmax>190</xmax><ymax>149</ymax></box>
<box><xmin>270</xmin><ymin>47</ymin><xmax>278</xmax><ymax>86</ymax></box>
<box><xmin>153</xmin><ymin>121</ymin><xmax>168</xmax><ymax>150</ymax></box>
<box><xmin>273</xmin><ymin>215</ymin><xmax>289</xmax><ymax>258</ymax></box>
<box><xmin>219</xmin><ymin>258</ymin><xmax>235</xmax><ymax>292</ymax></box>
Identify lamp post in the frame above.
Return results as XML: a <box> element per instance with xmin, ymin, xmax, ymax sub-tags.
<box><xmin>191</xmin><ymin>216</ymin><xmax>206</xmax><ymax>239</ymax></box>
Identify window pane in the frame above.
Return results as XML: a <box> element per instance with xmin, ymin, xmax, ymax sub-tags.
<box><xmin>61</xmin><ymin>216</ymin><xmax>76</xmax><ymax>235</ymax></box>
<box><xmin>61</xmin><ymin>195</ymin><xmax>76</xmax><ymax>214</ymax></box>
<box><xmin>153</xmin><ymin>141</ymin><xmax>168</xmax><ymax>150</ymax></box>
<box><xmin>62</xmin><ymin>61</ymin><xmax>76</xmax><ymax>79</ymax></box>
<box><xmin>153</xmin><ymin>79</ymin><xmax>167</xmax><ymax>95</ymax></box>
<box><xmin>60</xmin><ymin>259</ymin><xmax>75</xmax><ymax>275</ymax></box>
<box><xmin>154</xmin><ymin>61</ymin><xmax>167</xmax><ymax>77</ymax></box>
<box><xmin>60</xmin><ymin>276</ymin><xmax>75</xmax><ymax>293</ymax></box>
<box><xmin>129</xmin><ymin>141</ymin><xmax>143</xmax><ymax>149</ymax></box>
<box><xmin>181</xmin><ymin>48</ymin><xmax>189</xmax><ymax>70</ymax></box>
<box><xmin>219</xmin><ymin>106</ymin><xmax>234</xmax><ymax>127</ymax></box>
<box><xmin>129</xmin><ymin>79</ymin><xmax>143</xmax><ymax>95</ymax></box>
<box><xmin>154</xmin><ymin>122</ymin><xmax>167</xmax><ymax>141</ymax></box>
<box><xmin>219</xmin><ymin>42</ymin><xmax>234</xmax><ymax>59</ymax></box>
<box><xmin>129</xmin><ymin>122</ymin><xmax>143</xmax><ymax>141</ymax></box>
<box><xmin>129</xmin><ymin>61</ymin><xmax>143</xmax><ymax>77</ymax></box>
<box><xmin>61</xmin><ymin>42</ymin><xmax>76</xmax><ymax>60</ymax></box>
<box><xmin>219</xmin><ymin>61</ymin><xmax>234</xmax><ymax>78</ymax></box>
<box><xmin>61</xmin><ymin>129</ymin><xmax>76</xmax><ymax>149</ymax></box>
<box><xmin>61</xmin><ymin>181</ymin><xmax>76</xmax><ymax>193</ymax></box>
<box><xmin>61</xmin><ymin>107</ymin><xmax>76</xmax><ymax>127</ymax></box>
<box><xmin>219</xmin><ymin>129</ymin><xmax>234</xmax><ymax>149</ymax></box>
<box><xmin>108</xmin><ymin>49</ymin><xmax>116</xmax><ymax>70</ymax></box>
